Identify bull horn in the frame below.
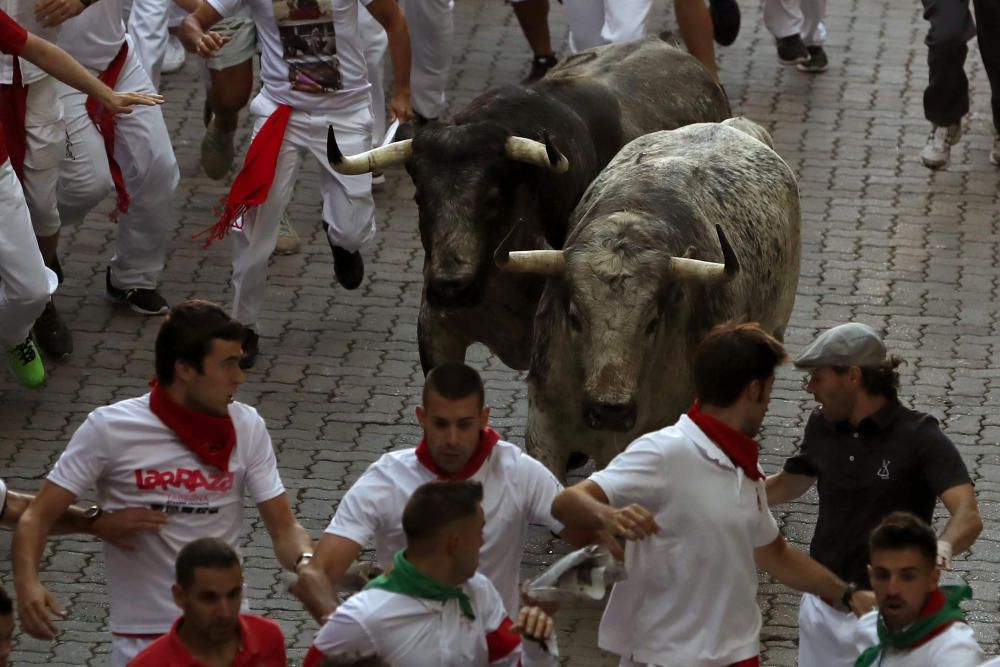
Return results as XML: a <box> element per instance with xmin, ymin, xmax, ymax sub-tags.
<box><xmin>668</xmin><ymin>224</ymin><xmax>740</xmax><ymax>283</ymax></box>
<box><xmin>496</xmin><ymin>249</ymin><xmax>566</xmax><ymax>276</ymax></box>
<box><xmin>505</xmin><ymin>133</ymin><xmax>569</xmax><ymax>173</ymax></box>
<box><xmin>327</xmin><ymin>126</ymin><xmax>412</xmax><ymax>175</ymax></box>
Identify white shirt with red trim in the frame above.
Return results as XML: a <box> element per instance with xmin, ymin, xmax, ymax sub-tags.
<box><xmin>207</xmin><ymin>0</ymin><xmax>372</xmax><ymax>113</ymax></box>
<box><xmin>303</xmin><ymin>572</ymin><xmax>523</xmax><ymax>667</ymax></box>
<box><xmin>588</xmin><ymin>414</ymin><xmax>780</xmax><ymax>667</ymax></box>
<box><xmin>854</xmin><ymin>610</ymin><xmax>984</xmax><ymax>666</ymax></box>
<box><xmin>47</xmin><ymin>394</ymin><xmax>286</xmax><ymax>635</ymax></box>
<box><xmin>325</xmin><ymin>440</ymin><xmax>565</xmax><ymax>615</ymax></box>
<box><xmin>56</xmin><ymin>0</ymin><xmax>129</xmax><ymax>71</ymax></box>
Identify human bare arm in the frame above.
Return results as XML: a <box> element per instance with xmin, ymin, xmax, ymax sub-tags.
<box><xmin>754</xmin><ymin>534</ymin><xmax>876</xmax><ymax>617</ymax></box>
<box><xmin>765</xmin><ymin>470</ymin><xmax>816</xmax><ymax>506</ymax></box>
<box><xmin>17</xmin><ymin>33</ymin><xmax>163</xmax><ymax>112</ymax></box>
<box><xmin>290</xmin><ymin>533</ymin><xmax>364</xmax><ymax>623</ymax></box>
<box><xmin>365</xmin><ymin>0</ymin><xmax>412</xmax><ymax>123</ymax></box>
<box><xmin>937</xmin><ymin>483</ymin><xmax>982</xmax><ymax>567</ymax></box>
<box><xmin>551</xmin><ymin>481</ymin><xmax>657</xmax><ymax>560</ymax></box>
<box><xmin>258</xmin><ymin>494</ymin><xmax>315</xmax><ymax>572</ymax></box>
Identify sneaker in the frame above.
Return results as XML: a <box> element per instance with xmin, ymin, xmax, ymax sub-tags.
<box><xmin>330</xmin><ymin>242</ymin><xmax>365</xmax><ymax>290</ymax></box>
<box><xmin>105</xmin><ymin>267</ymin><xmax>169</xmax><ymax>315</ymax></box>
<box><xmin>708</xmin><ymin>0</ymin><xmax>741</xmax><ymax>46</ymax></box>
<box><xmin>162</xmin><ymin>35</ymin><xmax>186</xmax><ymax>74</ymax></box>
<box><xmin>240</xmin><ymin>328</ymin><xmax>259</xmax><ymax>370</ymax></box>
<box><xmin>796</xmin><ymin>45</ymin><xmax>829</xmax><ymax>73</ymax></box>
<box><xmin>6</xmin><ymin>337</ymin><xmax>44</xmax><ymax>388</ymax></box>
<box><xmin>522</xmin><ymin>54</ymin><xmax>558</xmax><ymax>84</ymax></box>
<box><xmin>33</xmin><ymin>300</ymin><xmax>73</xmax><ymax>359</ymax></box>
<box><xmin>990</xmin><ymin>135</ymin><xmax>999</xmax><ymax>166</ymax></box>
<box><xmin>920</xmin><ymin>124</ymin><xmax>962</xmax><ymax>169</ymax></box>
<box><xmin>776</xmin><ymin>34</ymin><xmax>809</xmax><ymax>65</ymax></box>
<box><xmin>274</xmin><ymin>213</ymin><xmax>301</xmax><ymax>255</ymax></box>
<box><xmin>201</xmin><ymin>120</ymin><xmax>237</xmax><ymax>180</ymax></box>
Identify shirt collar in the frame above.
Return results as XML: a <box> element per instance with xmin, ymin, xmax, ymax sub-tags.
<box><xmin>166</xmin><ymin>614</ymin><xmax>258</xmax><ymax>667</ymax></box>
<box><xmin>677</xmin><ymin>414</ymin><xmax>736</xmax><ymax>471</ymax></box>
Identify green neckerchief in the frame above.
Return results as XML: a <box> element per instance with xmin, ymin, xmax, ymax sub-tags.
<box><xmin>854</xmin><ymin>585</ymin><xmax>972</xmax><ymax>667</ymax></box>
<box><xmin>365</xmin><ymin>550</ymin><xmax>476</xmax><ymax>620</ymax></box>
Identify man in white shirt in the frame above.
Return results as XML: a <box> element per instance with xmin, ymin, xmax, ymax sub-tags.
<box><xmin>303</xmin><ymin>480</ymin><xmax>555</xmax><ymax>666</ymax></box>
<box><xmin>11</xmin><ymin>299</ymin><xmax>314</xmax><ymax>667</ymax></box>
<box><xmin>552</xmin><ymin>322</ymin><xmax>871</xmax><ymax>667</ymax></box>
<box><xmin>853</xmin><ymin>512</ymin><xmax>983</xmax><ymax>667</ymax></box>
<box><xmin>179</xmin><ymin>0</ymin><xmax>412</xmax><ymax>368</ymax></box>
<box><xmin>292</xmin><ymin>362</ymin><xmax>577</xmax><ymax>665</ymax></box>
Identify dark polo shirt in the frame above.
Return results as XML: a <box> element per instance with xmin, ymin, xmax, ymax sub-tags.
<box><xmin>784</xmin><ymin>400</ymin><xmax>971</xmax><ymax>588</ymax></box>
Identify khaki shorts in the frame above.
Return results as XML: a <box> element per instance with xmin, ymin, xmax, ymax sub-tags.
<box><xmin>208</xmin><ymin>14</ymin><xmax>258</xmax><ymax>70</ymax></box>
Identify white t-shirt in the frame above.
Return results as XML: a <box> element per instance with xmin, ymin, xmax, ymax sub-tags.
<box><xmin>325</xmin><ymin>440</ymin><xmax>565</xmax><ymax>615</ymax></box>
<box><xmin>207</xmin><ymin>0</ymin><xmax>371</xmax><ymax>113</ymax></box>
<box><xmin>588</xmin><ymin>414</ymin><xmax>780</xmax><ymax>667</ymax></box>
<box><xmin>47</xmin><ymin>394</ymin><xmax>286</xmax><ymax>634</ymax></box>
<box><xmin>0</xmin><ymin>0</ymin><xmax>58</xmax><ymax>83</ymax></box>
<box><xmin>307</xmin><ymin>572</ymin><xmax>521</xmax><ymax>667</ymax></box>
<box><xmin>56</xmin><ymin>0</ymin><xmax>128</xmax><ymax>71</ymax></box>
<box><xmin>854</xmin><ymin>610</ymin><xmax>984</xmax><ymax>666</ymax></box>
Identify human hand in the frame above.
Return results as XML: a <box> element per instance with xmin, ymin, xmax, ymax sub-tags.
<box><xmin>521</xmin><ymin>588</ymin><xmax>560</xmax><ymax>616</ymax></box>
<box><xmin>849</xmin><ymin>589</ymin><xmax>877</xmax><ymax>617</ymax></box>
<box><xmin>289</xmin><ymin>565</ymin><xmax>338</xmax><ymax>625</ymax></box>
<box><xmin>96</xmin><ymin>91</ymin><xmax>165</xmax><ymax>115</ymax></box>
<box><xmin>937</xmin><ymin>540</ymin><xmax>953</xmax><ymax>570</ymax></box>
<box><xmin>34</xmin><ymin>0</ymin><xmax>85</xmax><ymax>28</ymax></box>
<box><xmin>179</xmin><ymin>20</ymin><xmax>231</xmax><ymax>58</ymax></box>
<box><xmin>601</xmin><ymin>504</ymin><xmax>658</xmax><ymax>543</ymax></box>
<box><xmin>388</xmin><ymin>89</ymin><xmax>413</xmax><ymax>124</ymax></box>
<box><xmin>91</xmin><ymin>507</ymin><xmax>168</xmax><ymax>549</ymax></box>
<box><xmin>512</xmin><ymin>605</ymin><xmax>554</xmax><ymax>641</ymax></box>
<box><xmin>16</xmin><ymin>579</ymin><xmax>64</xmax><ymax>640</ymax></box>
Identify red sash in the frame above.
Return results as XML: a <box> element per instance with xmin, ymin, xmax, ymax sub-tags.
<box><xmin>0</xmin><ymin>58</ymin><xmax>27</xmax><ymax>178</ymax></box>
<box><xmin>85</xmin><ymin>43</ymin><xmax>131</xmax><ymax>221</ymax></box>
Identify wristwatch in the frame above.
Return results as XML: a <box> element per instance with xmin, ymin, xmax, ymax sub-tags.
<box><xmin>295</xmin><ymin>551</ymin><xmax>314</xmax><ymax>571</ymax></box>
<box><xmin>841</xmin><ymin>582</ymin><xmax>858</xmax><ymax>609</ymax></box>
<box><xmin>82</xmin><ymin>504</ymin><xmax>103</xmax><ymax>522</ymax></box>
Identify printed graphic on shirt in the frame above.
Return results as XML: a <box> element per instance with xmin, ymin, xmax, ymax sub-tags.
<box><xmin>134</xmin><ymin>468</ymin><xmax>235</xmax><ymax>514</ymax></box>
<box><xmin>273</xmin><ymin>0</ymin><xmax>342</xmax><ymax>93</ymax></box>
<box><xmin>877</xmin><ymin>459</ymin><xmax>891</xmax><ymax>480</ymax></box>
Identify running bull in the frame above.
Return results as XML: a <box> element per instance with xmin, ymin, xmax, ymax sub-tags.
<box><xmin>327</xmin><ymin>36</ymin><xmax>730</xmax><ymax>372</ymax></box>
<box><xmin>497</xmin><ymin>119</ymin><xmax>801</xmax><ymax>478</ymax></box>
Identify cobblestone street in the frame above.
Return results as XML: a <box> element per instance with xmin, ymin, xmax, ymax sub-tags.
<box><xmin>2</xmin><ymin>0</ymin><xmax>1000</xmax><ymax>664</ymax></box>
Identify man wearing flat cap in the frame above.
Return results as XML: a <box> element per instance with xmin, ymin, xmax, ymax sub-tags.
<box><xmin>765</xmin><ymin>323</ymin><xmax>982</xmax><ymax>667</ymax></box>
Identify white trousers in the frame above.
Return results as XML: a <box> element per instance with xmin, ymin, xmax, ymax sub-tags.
<box><xmin>563</xmin><ymin>0</ymin><xmax>651</xmax><ymax>53</ymax></box>
<box><xmin>359</xmin><ymin>7</ymin><xmax>388</xmax><ymax>144</ymax></box>
<box><xmin>230</xmin><ymin>95</ymin><xmax>375</xmax><ymax>327</ymax></box>
<box><xmin>21</xmin><ymin>76</ymin><xmax>65</xmax><ymax>238</ymax></box>
<box><xmin>797</xmin><ymin>593</ymin><xmax>871</xmax><ymax>667</ymax></box>
<box><xmin>762</xmin><ymin>0</ymin><xmax>827</xmax><ymax>45</ymax></box>
<box><xmin>56</xmin><ymin>45</ymin><xmax>179</xmax><ymax>290</ymax></box>
<box><xmin>0</xmin><ymin>159</ymin><xmax>57</xmax><ymax>346</ymax></box>
<box><xmin>399</xmin><ymin>0</ymin><xmax>453</xmax><ymax>119</ymax></box>
<box><xmin>109</xmin><ymin>634</ymin><xmax>157</xmax><ymax>667</ymax></box>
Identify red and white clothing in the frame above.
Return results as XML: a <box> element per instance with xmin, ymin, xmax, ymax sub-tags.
<box><xmin>129</xmin><ymin>613</ymin><xmax>288</xmax><ymax>666</ymax></box>
<box><xmin>588</xmin><ymin>414</ymin><xmax>779</xmax><ymax>667</ymax></box>
<box><xmin>326</xmin><ymin>439</ymin><xmax>565</xmax><ymax>616</ymax></box>
<box><xmin>303</xmin><ymin>572</ymin><xmax>524</xmax><ymax>667</ymax></box>
<box><xmin>562</xmin><ymin>0</ymin><xmax>650</xmax><ymax>54</ymax></box>
<box><xmin>853</xmin><ymin>609</ymin><xmax>984</xmax><ymax>666</ymax></box>
<box><xmin>56</xmin><ymin>0</ymin><xmax>178</xmax><ymax>291</ymax></box>
<box><xmin>206</xmin><ymin>0</ymin><xmax>377</xmax><ymax>327</ymax></box>
<box><xmin>0</xmin><ymin>9</ymin><xmax>57</xmax><ymax>347</ymax></box>
<box><xmin>47</xmin><ymin>394</ymin><xmax>286</xmax><ymax>664</ymax></box>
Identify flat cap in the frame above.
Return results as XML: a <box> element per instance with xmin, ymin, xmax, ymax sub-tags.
<box><xmin>793</xmin><ymin>323</ymin><xmax>886</xmax><ymax>369</ymax></box>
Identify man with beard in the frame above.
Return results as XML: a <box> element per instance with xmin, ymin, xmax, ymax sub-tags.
<box><xmin>766</xmin><ymin>323</ymin><xmax>981</xmax><ymax>667</ymax></box>
<box><xmin>129</xmin><ymin>537</ymin><xmax>287</xmax><ymax>666</ymax></box>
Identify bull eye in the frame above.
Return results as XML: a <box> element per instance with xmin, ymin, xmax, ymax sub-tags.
<box><xmin>645</xmin><ymin>316</ymin><xmax>659</xmax><ymax>337</ymax></box>
<box><xmin>567</xmin><ymin>302</ymin><xmax>583</xmax><ymax>333</ymax></box>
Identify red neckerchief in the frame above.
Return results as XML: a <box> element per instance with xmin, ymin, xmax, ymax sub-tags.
<box><xmin>686</xmin><ymin>401</ymin><xmax>764</xmax><ymax>481</ymax></box>
<box><xmin>0</xmin><ymin>58</ymin><xmax>27</xmax><ymax>180</ymax></box>
<box><xmin>197</xmin><ymin>104</ymin><xmax>293</xmax><ymax>247</ymax></box>
<box><xmin>148</xmin><ymin>380</ymin><xmax>237</xmax><ymax>473</ymax></box>
<box><xmin>84</xmin><ymin>42</ymin><xmax>131</xmax><ymax>221</ymax></box>
<box><xmin>415</xmin><ymin>428</ymin><xmax>500</xmax><ymax>480</ymax></box>
<box><xmin>908</xmin><ymin>588</ymin><xmax>961</xmax><ymax>650</ymax></box>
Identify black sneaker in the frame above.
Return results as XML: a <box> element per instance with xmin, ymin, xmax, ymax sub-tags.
<box><xmin>105</xmin><ymin>267</ymin><xmax>169</xmax><ymax>315</ymax></box>
<box><xmin>776</xmin><ymin>34</ymin><xmax>809</xmax><ymax>65</ymax></box>
<box><xmin>796</xmin><ymin>45</ymin><xmax>829</xmax><ymax>73</ymax></box>
<box><xmin>33</xmin><ymin>300</ymin><xmax>73</xmax><ymax>359</ymax></box>
<box><xmin>522</xmin><ymin>54</ymin><xmax>558</xmax><ymax>84</ymax></box>
<box><xmin>329</xmin><ymin>241</ymin><xmax>365</xmax><ymax>290</ymax></box>
<box><xmin>240</xmin><ymin>328</ymin><xmax>259</xmax><ymax>369</ymax></box>
<box><xmin>708</xmin><ymin>0</ymin><xmax>741</xmax><ymax>46</ymax></box>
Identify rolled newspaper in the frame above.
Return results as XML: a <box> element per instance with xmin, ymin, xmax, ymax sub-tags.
<box><xmin>523</xmin><ymin>544</ymin><xmax>626</xmax><ymax>603</ymax></box>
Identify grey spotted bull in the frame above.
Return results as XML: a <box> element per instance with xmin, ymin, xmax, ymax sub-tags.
<box><xmin>327</xmin><ymin>36</ymin><xmax>730</xmax><ymax>372</ymax></box>
<box><xmin>497</xmin><ymin>119</ymin><xmax>801</xmax><ymax>478</ymax></box>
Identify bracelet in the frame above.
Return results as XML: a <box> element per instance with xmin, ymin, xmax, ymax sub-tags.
<box><xmin>295</xmin><ymin>551</ymin><xmax>314</xmax><ymax>571</ymax></box>
<box><xmin>841</xmin><ymin>582</ymin><xmax>858</xmax><ymax>609</ymax></box>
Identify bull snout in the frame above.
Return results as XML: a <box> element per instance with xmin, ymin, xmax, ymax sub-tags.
<box><xmin>427</xmin><ymin>276</ymin><xmax>482</xmax><ymax>308</ymax></box>
<box><xmin>583</xmin><ymin>401</ymin><xmax>637</xmax><ymax>432</ymax></box>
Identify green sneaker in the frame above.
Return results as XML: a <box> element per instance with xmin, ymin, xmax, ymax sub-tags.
<box><xmin>7</xmin><ymin>337</ymin><xmax>45</xmax><ymax>387</ymax></box>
